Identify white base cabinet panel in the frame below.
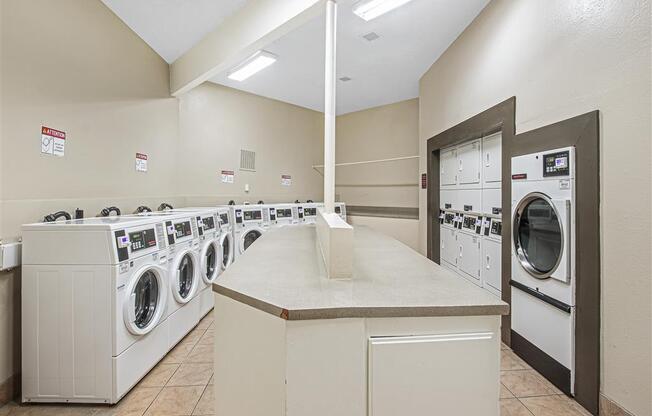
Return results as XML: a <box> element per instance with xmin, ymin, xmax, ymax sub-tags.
<box><xmin>214</xmin><ymin>294</ymin><xmax>502</xmax><ymax>416</ymax></box>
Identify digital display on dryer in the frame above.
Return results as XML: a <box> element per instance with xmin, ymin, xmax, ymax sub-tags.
<box><xmin>128</xmin><ymin>228</ymin><xmax>157</xmax><ymax>252</ymax></box>
<box><xmin>202</xmin><ymin>216</ymin><xmax>215</xmax><ymax>230</ymax></box>
<box><xmin>219</xmin><ymin>213</ymin><xmax>229</xmax><ymax>225</ymax></box>
<box><xmin>304</xmin><ymin>208</ymin><xmax>316</xmax><ymax>216</ymax></box>
<box><xmin>543</xmin><ymin>150</ymin><xmax>570</xmax><ymax>177</ymax></box>
<box><xmin>276</xmin><ymin>208</ymin><xmax>292</xmax><ymax>218</ymax></box>
<box><xmin>243</xmin><ymin>210</ymin><xmax>262</xmax><ymax>221</ymax></box>
<box><xmin>174</xmin><ymin>221</ymin><xmax>192</xmax><ymax>239</ymax></box>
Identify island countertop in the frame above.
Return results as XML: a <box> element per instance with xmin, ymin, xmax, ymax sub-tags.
<box><xmin>213</xmin><ymin>225</ymin><xmax>509</xmax><ymax>320</ymax></box>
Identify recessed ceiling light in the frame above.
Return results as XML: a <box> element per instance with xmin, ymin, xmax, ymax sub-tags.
<box><xmin>227</xmin><ymin>50</ymin><xmax>277</xmax><ymax>82</ymax></box>
<box><xmin>339</xmin><ymin>76</ymin><xmax>352</xmax><ymax>82</ymax></box>
<box><xmin>363</xmin><ymin>32</ymin><xmax>380</xmax><ymax>41</ymax></box>
<box><xmin>352</xmin><ymin>0</ymin><xmax>415</xmax><ymax>21</ymax></box>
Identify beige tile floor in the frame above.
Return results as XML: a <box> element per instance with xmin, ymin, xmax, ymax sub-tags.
<box><xmin>1</xmin><ymin>311</ymin><xmax>591</xmax><ymax>416</ymax></box>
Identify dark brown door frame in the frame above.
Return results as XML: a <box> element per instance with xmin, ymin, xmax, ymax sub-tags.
<box><xmin>426</xmin><ymin>97</ymin><xmax>516</xmax><ymax>343</ymax></box>
<box><xmin>426</xmin><ymin>100</ymin><xmax>600</xmax><ymax>415</ymax></box>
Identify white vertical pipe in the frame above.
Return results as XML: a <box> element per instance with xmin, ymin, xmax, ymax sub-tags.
<box><xmin>324</xmin><ymin>0</ymin><xmax>337</xmax><ymax>213</ymax></box>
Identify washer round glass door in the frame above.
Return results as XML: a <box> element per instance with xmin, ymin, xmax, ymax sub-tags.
<box><xmin>202</xmin><ymin>241</ymin><xmax>220</xmax><ymax>284</ymax></box>
<box><xmin>175</xmin><ymin>252</ymin><xmax>196</xmax><ymax>302</ymax></box>
<box><xmin>513</xmin><ymin>192</ymin><xmax>564</xmax><ymax>279</ymax></box>
<box><xmin>221</xmin><ymin>233</ymin><xmax>233</xmax><ymax>270</ymax></box>
<box><xmin>241</xmin><ymin>229</ymin><xmax>262</xmax><ymax>252</ymax></box>
<box><xmin>124</xmin><ymin>266</ymin><xmax>166</xmax><ymax>335</ymax></box>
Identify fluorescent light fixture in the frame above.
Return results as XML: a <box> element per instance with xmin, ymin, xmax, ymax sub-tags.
<box><xmin>352</xmin><ymin>0</ymin><xmax>415</xmax><ymax>21</ymax></box>
<box><xmin>227</xmin><ymin>50</ymin><xmax>277</xmax><ymax>82</ymax></box>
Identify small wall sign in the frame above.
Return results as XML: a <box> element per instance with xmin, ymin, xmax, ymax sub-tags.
<box><xmin>41</xmin><ymin>126</ymin><xmax>65</xmax><ymax>157</ymax></box>
<box><xmin>281</xmin><ymin>174</ymin><xmax>292</xmax><ymax>186</ymax></box>
<box><xmin>221</xmin><ymin>170</ymin><xmax>234</xmax><ymax>183</ymax></box>
<box><xmin>421</xmin><ymin>173</ymin><xmax>427</xmax><ymax>189</ymax></box>
<box><xmin>135</xmin><ymin>153</ymin><xmax>148</xmax><ymax>172</ymax></box>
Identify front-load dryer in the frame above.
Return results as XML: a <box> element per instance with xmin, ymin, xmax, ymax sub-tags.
<box><xmin>511</xmin><ymin>146</ymin><xmax>576</xmax><ymax>396</ymax></box>
<box><xmin>21</xmin><ymin>216</ymin><xmax>170</xmax><ymax>404</ymax></box>
<box><xmin>231</xmin><ymin>204</ymin><xmax>270</xmax><ymax>260</ymax></box>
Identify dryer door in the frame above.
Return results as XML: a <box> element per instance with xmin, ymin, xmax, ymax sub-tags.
<box><xmin>124</xmin><ymin>266</ymin><xmax>167</xmax><ymax>335</ymax></box>
<box><xmin>513</xmin><ymin>193</ymin><xmax>570</xmax><ymax>283</ymax></box>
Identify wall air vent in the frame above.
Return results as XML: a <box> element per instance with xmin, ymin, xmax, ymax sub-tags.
<box><xmin>240</xmin><ymin>149</ymin><xmax>256</xmax><ymax>171</ymax></box>
<box><xmin>339</xmin><ymin>76</ymin><xmax>352</xmax><ymax>82</ymax></box>
<box><xmin>363</xmin><ymin>32</ymin><xmax>380</xmax><ymax>41</ymax></box>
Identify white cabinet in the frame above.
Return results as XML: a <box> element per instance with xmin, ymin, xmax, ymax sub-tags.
<box><xmin>368</xmin><ymin>332</ymin><xmax>499</xmax><ymax>416</ymax></box>
<box><xmin>482</xmin><ymin>238</ymin><xmax>501</xmax><ymax>295</ymax></box>
<box><xmin>482</xmin><ymin>133</ymin><xmax>502</xmax><ymax>188</ymax></box>
<box><xmin>457</xmin><ymin>139</ymin><xmax>481</xmax><ymax>188</ymax></box>
<box><xmin>440</xmin><ymin>146</ymin><xmax>458</xmax><ymax>188</ymax></box>
<box><xmin>482</xmin><ymin>188</ymin><xmax>502</xmax><ymax>216</ymax></box>
<box><xmin>440</xmin><ymin>189</ymin><xmax>457</xmax><ymax>210</ymax></box>
<box><xmin>440</xmin><ymin>228</ymin><xmax>458</xmax><ymax>268</ymax></box>
<box><xmin>458</xmin><ymin>189</ymin><xmax>482</xmax><ymax>213</ymax></box>
<box><xmin>458</xmin><ymin>231</ymin><xmax>481</xmax><ymax>284</ymax></box>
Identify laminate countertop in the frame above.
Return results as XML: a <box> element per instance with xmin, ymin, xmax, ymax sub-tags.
<box><xmin>213</xmin><ymin>225</ymin><xmax>509</xmax><ymax>320</ymax></box>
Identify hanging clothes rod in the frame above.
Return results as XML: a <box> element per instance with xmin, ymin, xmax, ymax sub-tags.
<box><xmin>312</xmin><ymin>155</ymin><xmax>419</xmax><ymax>169</ymax></box>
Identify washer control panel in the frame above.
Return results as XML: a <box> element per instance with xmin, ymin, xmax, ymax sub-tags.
<box><xmin>543</xmin><ymin>150</ymin><xmax>570</xmax><ymax>177</ymax></box>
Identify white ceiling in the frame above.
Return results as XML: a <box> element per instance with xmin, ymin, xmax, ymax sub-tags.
<box><xmin>102</xmin><ymin>0</ymin><xmax>489</xmax><ymax>114</ymax></box>
<box><xmin>101</xmin><ymin>0</ymin><xmax>248</xmax><ymax>63</ymax></box>
<box><xmin>211</xmin><ymin>0</ymin><xmax>489</xmax><ymax>114</ymax></box>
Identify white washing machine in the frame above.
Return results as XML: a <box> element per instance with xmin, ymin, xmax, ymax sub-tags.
<box><xmin>269</xmin><ymin>203</ymin><xmax>299</xmax><ymax>227</ymax></box>
<box><xmin>21</xmin><ymin>217</ymin><xmax>170</xmax><ymax>404</ymax></box>
<box><xmin>217</xmin><ymin>206</ymin><xmax>235</xmax><ymax>271</ymax></box>
<box><xmin>231</xmin><ymin>204</ymin><xmax>270</xmax><ymax>260</ymax></box>
<box><xmin>334</xmin><ymin>202</ymin><xmax>347</xmax><ymax>222</ymax></box>
<box><xmin>173</xmin><ymin>208</ymin><xmax>223</xmax><ymax>318</ymax></box>
<box><xmin>131</xmin><ymin>210</ymin><xmax>203</xmax><ymax>347</ymax></box>
<box><xmin>511</xmin><ymin>146</ymin><xmax>576</xmax><ymax>394</ymax></box>
<box><xmin>457</xmin><ymin>211</ymin><xmax>483</xmax><ymax>286</ymax></box>
<box><xmin>439</xmin><ymin>210</ymin><xmax>458</xmax><ymax>271</ymax></box>
<box><xmin>301</xmin><ymin>202</ymin><xmax>322</xmax><ymax>224</ymax></box>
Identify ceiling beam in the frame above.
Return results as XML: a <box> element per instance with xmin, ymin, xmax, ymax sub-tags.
<box><xmin>169</xmin><ymin>0</ymin><xmax>325</xmax><ymax>96</ymax></box>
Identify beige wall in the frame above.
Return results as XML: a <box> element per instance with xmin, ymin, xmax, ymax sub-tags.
<box><xmin>417</xmin><ymin>1</ymin><xmax>651</xmax><ymax>414</ymax></box>
<box><xmin>335</xmin><ymin>99</ymin><xmax>419</xmax><ymax>248</ymax></box>
<box><xmin>0</xmin><ymin>0</ymin><xmax>181</xmax><ymax>389</ymax></box>
<box><xmin>178</xmin><ymin>82</ymin><xmax>324</xmax><ymax>206</ymax></box>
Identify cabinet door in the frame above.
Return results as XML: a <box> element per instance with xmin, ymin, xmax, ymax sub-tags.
<box><xmin>482</xmin><ymin>238</ymin><xmax>502</xmax><ymax>294</ymax></box>
<box><xmin>458</xmin><ymin>139</ymin><xmax>481</xmax><ymax>186</ymax></box>
<box><xmin>368</xmin><ymin>332</ymin><xmax>499</xmax><ymax>416</ymax></box>
<box><xmin>482</xmin><ymin>188</ymin><xmax>502</xmax><ymax>216</ymax></box>
<box><xmin>482</xmin><ymin>133</ymin><xmax>502</xmax><ymax>187</ymax></box>
<box><xmin>440</xmin><ymin>228</ymin><xmax>458</xmax><ymax>268</ymax></box>
<box><xmin>458</xmin><ymin>189</ymin><xmax>482</xmax><ymax>213</ymax></box>
<box><xmin>458</xmin><ymin>231</ymin><xmax>481</xmax><ymax>283</ymax></box>
<box><xmin>440</xmin><ymin>189</ymin><xmax>457</xmax><ymax>210</ymax></box>
<box><xmin>440</xmin><ymin>146</ymin><xmax>458</xmax><ymax>187</ymax></box>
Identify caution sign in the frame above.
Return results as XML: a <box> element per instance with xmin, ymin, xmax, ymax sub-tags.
<box><xmin>281</xmin><ymin>175</ymin><xmax>292</xmax><ymax>186</ymax></box>
<box><xmin>135</xmin><ymin>153</ymin><xmax>148</xmax><ymax>172</ymax></box>
<box><xmin>221</xmin><ymin>170</ymin><xmax>234</xmax><ymax>184</ymax></box>
<box><xmin>41</xmin><ymin>126</ymin><xmax>65</xmax><ymax>157</ymax></box>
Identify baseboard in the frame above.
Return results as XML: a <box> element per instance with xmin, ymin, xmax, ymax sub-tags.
<box><xmin>0</xmin><ymin>373</ymin><xmax>19</xmax><ymax>405</ymax></box>
<box><xmin>600</xmin><ymin>394</ymin><xmax>636</xmax><ymax>416</ymax></box>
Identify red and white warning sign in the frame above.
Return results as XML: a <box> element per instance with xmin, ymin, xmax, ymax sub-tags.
<box><xmin>221</xmin><ymin>170</ymin><xmax>234</xmax><ymax>184</ymax></box>
<box><xmin>135</xmin><ymin>153</ymin><xmax>148</xmax><ymax>172</ymax></box>
<box><xmin>281</xmin><ymin>174</ymin><xmax>292</xmax><ymax>186</ymax></box>
<box><xmin>41</xmin><ymin>126</ymin><xmax>66</xmax><ymax>157</ymax></box>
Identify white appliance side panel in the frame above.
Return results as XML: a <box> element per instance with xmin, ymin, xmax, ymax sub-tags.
<box><xmin>22</xmin><ymin>230</ymin><xmax>112</xmax><ymax>265</ymax></box>
<box><xmin>482</xmin><ymin>239</ymin><xmax>502</xmax><ymax>294</ymax></box>
<box><xmin>199</xmin><ymin>286</ymin><xmax>214</xmax><ymax>317</ymax></box>
<box><xmin>22</xmin><ymin>265</ymin><xmax>112</xmax><ymax>402</ymax></box>
<box><xmin>440</xmin><ymin>146</ymin><xmax>458</xmax><ymax>188</ymax></box>
<box><xmin>457</xmin><ymin>139</ymin><xmax>482</xmax><ymax>188</ymax></box>
<box><xmin>482</xmin><ymin>188</ymin><xmax>502</xmax><ymax>216</ymax></box>
<box><xmin>368</xmin><ymin>332</ymin><xmax>499</xmax><ymax>416</ymax></box>
<box><xmin>458</xmin><ymin>189</ymin><xmax>482</xmax><ymax>213</ymax></box>
<box><xmin>440</xmin><ymin>228</ymin><xmax>458</xmax><ymax>267</ymax></box>
<box><xmin>458</xmin><ymin>232</ymin><xmax>481</xmax><ymax>283</ymax></box>
<box><xmin>482</xmin><ymin>133</ymin><xmax>502</xmax><ymax>187</ymax></box>
<box><xmin>511</xmin><ymin>288</ymin><xmax>574</xmax><ymax>371</ymax></box>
